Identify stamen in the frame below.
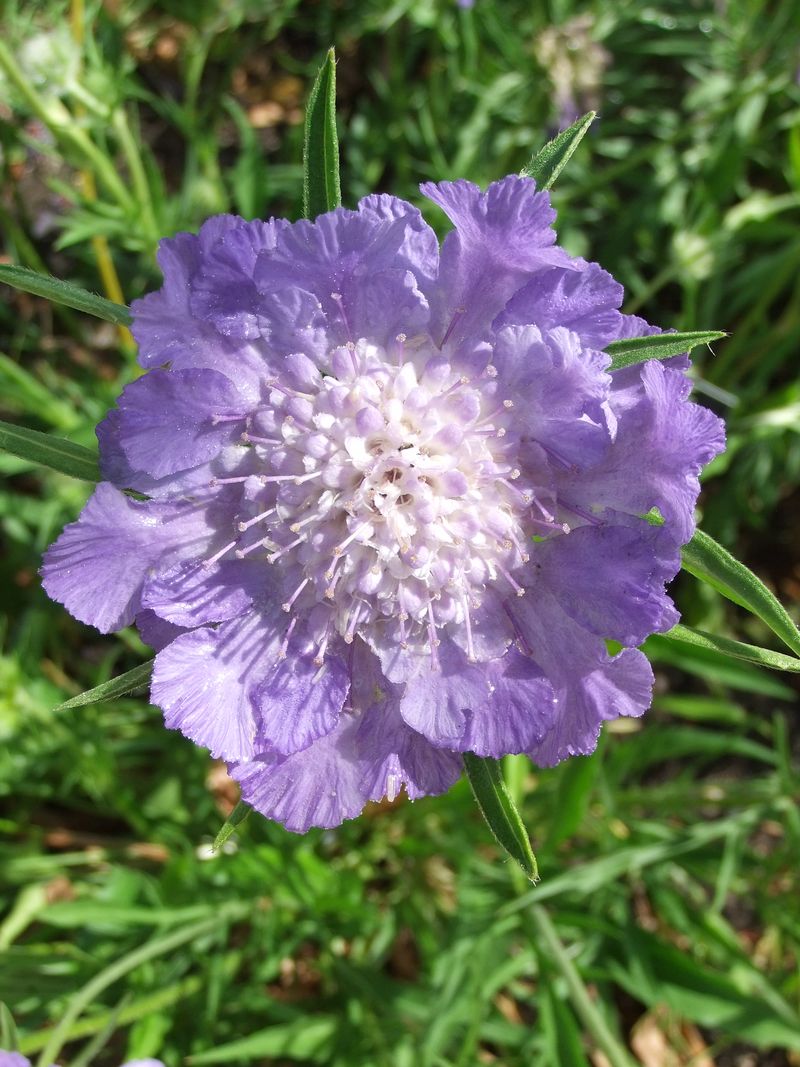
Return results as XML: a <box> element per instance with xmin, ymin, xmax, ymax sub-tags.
<box><xmin>278</xmin><ymin>617</ymin><xmax>298</xmax><ymax>660</ymax></box>
<box><xmin>202</xmin><ymin>539</ymin><xmax>237</xmax><ymax>568</ymax></box>
<box><xmin>235</xmin><ymin>534</ymin><xmax>274</xmax><ymax>558</ymax></box>
<box><xmin>426</xmin><ymin>601</ymin><xmax>441</xmax><ymax>668</ymax></box>
<box><xmin>237</xmin><ymin>507</ymin><xmax>277</xmax><ymax>532</ymax></box>
<box><xmin>497</xmin><ymin>563</ymin><xmax>526</xmax><ymax>597</ymax></box>
<box><xmin>333</xmin><ymin>522</ymin><xmax>372</xmax><ymax>556</ymax></box>
<box><xmin>344</xmin><ymin>601</ymin><xmax>363</xmax><ymax>644</ymax></box>
<box><xmin>241</xmin><ymin>432</ymin><xmax>282</xmax><ymax>446</ymax></box>
<box><xmin>461</xmin><ymin>593</ymin><xmax>477</xmax><ymax>662</ymax></box>
<box><xmin>313</xmin><ymin>632</ymin><xmax>330</xmax><ymax>667</ymax></box>
<box><xmin>559</xmin><ymin>499</ymin><xmax>605</xmax><ymax>526</ymax></box>
<box><xmin>267</xmin><ymin>535</ymin><xmax>306</xmax><ymax>563</ymax></box>
<box><xmin>282</xmin><ymin>577</ymin><xmax>310</xmax><ymax>612</ymax></box>
<box><xmin>210</xmin><ymin>475</ymin><xmax>252</xmax><ymax>486</ymax></box>
<box><xmin>502</xmin><ymin>602</ymin><xmax>534</xmax><ymax>656</ymax></box>
<box><xmin>438</xmin><ymin>306</ymin><xmax>466</xmax><ymax>349</ymax></box>
<box><xmin>211</xmin><ymin>413</ymin><xmax>246</xmax><ymax>425</ymax></box>
<box><xmin>330</xmin><ymin>292</ymin><xmax>353</xmax><ymax>343</ymax></box>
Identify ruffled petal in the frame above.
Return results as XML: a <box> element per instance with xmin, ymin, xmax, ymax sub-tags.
<box><xmin>230</xmin><ymin>712</ymin><xmax>366</xmax><ymax>832</ymax></box>
<box><xmin>421</xmin><ymin>176</ymin><xmax>572</xmax><ymax>348</ymax></box>
<box><xmin>134</xmin><ymin>609</ymin><xmax>188</xmax><ymax>652</ymax></box>
<box><xmin>530</xmin><ymin>522</ymin><xmax>680</xmax><ymax>647</ymax></box>
<box><xmin>512</xmin><ymin>589</ymin><xmax>655</xmax><ymax>765</ymax></box>
<box><xmin>559</xmin><ymin>359</ymin><xmax>726</xmax><ymax>541</ymax></box>
<box><xmin>255</xmin><ymin>650</ymin><xmax>349</xmax><ymax>756</ymax></box>
<box><xmin>103</xmin><ymin>368</ymin><xmax>250</xmax><ymax>479</ymax></box>
<box><xmin>494</xmin><ymin>324</ymin><xmax>611</xmax><ymax>468</ymax></box>
<box><xmin>151</xmin><ymin>609</ymin><xmax>281</xmax><ymax>762</ymax></box>
<box><xmin>254</xmin><ymin>198</ymin><xmax>434</xmax><ymax>350</ymax></box>
<box><xmin>141</xmin><ymin>558</ymin><xmax>267</xmax><ymax>627</ymax></box>
<box><xmin>497</xmin><ymin>259</ymin><xmax>624</xmax><ymax>349</ymax></box>
<box><xmin>350</xmin><ymin>641</ymin><xmax>461</xmax><ymax>800</ymax></box>
<box><xmin>40</xmin><ymin>484</ymin><xmax>230</xmax><ymax>634</ymax></box>
<box><xmin>399</xmin><ymin>639</ymin><xmax>557</xmax><ymax>757</ymax></box>
<box><xmin>189</xmin><ymin>217</ymin><xmax>285</xmax><ymax>339</ymax></box>
<box><xmin>97</xmin><ymin>411</ymin><xmax>254</xmax><ymax>498</ymax></box>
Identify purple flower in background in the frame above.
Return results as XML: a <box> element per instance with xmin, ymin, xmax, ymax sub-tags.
<box><xmin>0</xmin><ymin>1055</ymin><xmax>164</xmax><ymax>1067</ymax></box>
<box><xmin>41</xmin><ymin>177</ymin><xmax>724</xmax><ymax>832</ymax></box>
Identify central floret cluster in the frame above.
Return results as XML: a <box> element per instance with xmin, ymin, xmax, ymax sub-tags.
<box><xmin>234</xmin><ymin>336</ymin><xmax>533</xmax><ymax>665</ymax></box>
<box><xmin>41</xmin><ymin>176</ymin><xmax>725</xmax><ymax>832</ymax></box>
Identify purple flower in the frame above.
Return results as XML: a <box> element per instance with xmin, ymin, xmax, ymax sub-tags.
<box><xmin>0</xmin><ymin>1056</ymin><xmax>164</xmax><ymax>1067</ymax></box>
<box><xmin>41</xmin><ymin>177</ymin><xmax>725</xmax><ymax>832</ymax></box>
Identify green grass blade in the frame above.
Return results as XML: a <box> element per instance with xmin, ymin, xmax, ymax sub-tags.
<box><xmin>683</xmin><ymin>529</ymin><xmax>800</xmax><ymax>658</ymax></box>
<box><xmin>55</xmin><ymin>660</ymin><xmax>154</xmax><ymax>711</ymax></box>
<box><xmin>463</xmin><ymin>753</ymin><xmax>538</xmax><ymax>881</ymax></box>
<box><xmin>213</xmin><ymin>800</ymin><xmax>251</xmax><ymax>852</ymax></box>
<box><xmin>35</xmin><ymin>908</ymin><xmax>248</xmax><ymax>1067</ymax></box>
<box><xmin>0</xmin><ymin>264</ymin><xmax>132</xmax><ymax>326</ymax></box>
<box><xmin>521</xmin><ymin>111</ymin><xmax>596</xmax><ymax>189</ymax></box>
<box><xmin>0</xmin><ymin>419</ymin><xmax>100</xmax><ymax>482</ymax></box>
<box><xmin>606</xmin><ymin>330</ymin><xmax>727</xmax><ymax>371</ymax></box>
<box><xmin>0</xmin><ymin>1002</ymin><xmax>20</xmax><ymax>1050</ymax></box>
<box><xmin>302</xmin><ymin>47</ymin><xmax>341</xmax><ymax>218</ymax></box>
<box><xmin>663</xmin><ymin>624</ymin><xmax>800</xmax><ymax>673</ymax></box>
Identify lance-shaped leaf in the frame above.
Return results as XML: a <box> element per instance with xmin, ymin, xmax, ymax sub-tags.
<box><xmin>662</xmin><ymin>624</ymin><xmax>800</xmax><ymax>673</ymax></box>
<box><xmin>0</xmin><ymin>264</ymin><xmax>132</xmax><ymax>326</ymax></box>
<box><xmin>55</xmin><ymin>660</ymin><xmax>154</xmax><ymax>711</ymax></box>
<box><xmin>463</xmin><ymin>753</ymin><xmax>538</xmax><ymax>881</ymax></box>
<box><xmin>683</xmin><ymin>530</ymin><xmax>800</xmax><ymax>659</ymax></box>
<box><xmin>521</xmin><ymin>111</ymin><xmax>596</xmax><ymax>189</ymax></box>
<box><xmin>0</xmin><ymin>419</ymin><xmax>100</xmax><ymax>482</ymax></box>
<box><xmin>606</xmin><ymin>330</ymin><xmax>726</xmax><ymax>371</ymax></box>
<box><xmin>213</xmin><ymin>800</ymin><xmax>251</xmax><ymax>852</ymax></box>
<box><xmin>302</xmin><ymin>47</ymin><xmax>341</xmax><ymax>218</ymax></box>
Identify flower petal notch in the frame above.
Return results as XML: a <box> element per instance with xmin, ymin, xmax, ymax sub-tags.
<box><xmin>42</xmin><ymin>175</ymin><xmax>725</xmax><ymax>831</ymax></box>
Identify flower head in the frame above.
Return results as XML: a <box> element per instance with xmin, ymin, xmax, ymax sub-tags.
<box><xmin>42</xmin><ymin>177</ymin><xmax>724</xmax><ymax>831</ymax></box>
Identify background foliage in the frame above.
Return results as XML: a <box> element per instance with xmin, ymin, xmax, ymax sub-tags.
<box><xmin>1</xmin><ymin>0</ymin><xmax>799</xmax><ymax>1063</ymax></box>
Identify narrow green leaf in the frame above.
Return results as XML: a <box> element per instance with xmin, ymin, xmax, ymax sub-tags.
<box><xmin>0</xmin><ymin>264</ymin><xmax>132</xmax><ymax>326</ymax></box>
<box><xmin>302</xmin><ymin>48</ymin><xmax>341</xmax><ymax>218</ymax></box>
<box><xmin>35</xmin><ymin>912</ymin><xmax>247</xmax><ymax>1067</ymax></box>
<box><xmin>463</xmin><ymin>753</ymin><xmax>538</xmax><ymax>881</ymax></box>
<box><xmin>0</xmin><ymin>419</ymin><xmax>100</xmax><ymax>481</ymax></box>
<box><xmin>55</xmin><ymin>660</ymin><xmax>154</xmax><ymax>711</ymax></box>
<box><xmin>212</xmin><ymin>800</ymin><xmax>251</xmax><ymax>852</ymax></box>
<box><xmin>187</xmin><ymin>1017</ymin><xmax>336</xmax><ymax>1064</ymax></box>
<box><xmin>606</xmin><ymin>330</ymin><xmax>727</xmax><ymax>371</ymax></box>
<box><xmin>521</xmin><ymin>111</ymin><xmax>596</xmax><ymax>189</ymax></box>
<box><xmin>0</xmin><ymin>1002</ymin><xmax>20</xmax><ymax>1050</ymax></box>
<box><xmin>663</xmin><ymin>624</ymin><xmax>800</xmax><ymax>673</ymax></box>
<box><xmin>683</xmin><ymin>529</ymin><xmax>800</xmax><ymax>658</ymax></box>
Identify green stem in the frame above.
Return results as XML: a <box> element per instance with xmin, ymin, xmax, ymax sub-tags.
<box><xmin>527</xmin><ymin>905</ymin><xmax>638</xmax><ymax>1067</ymax></box>
<box><xmin>111</xmin><ymin>108</ymin><xmax>159</xmax><ymax>246</ymax></box>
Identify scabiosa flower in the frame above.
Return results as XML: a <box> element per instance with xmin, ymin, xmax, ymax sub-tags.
<box><xmin>41</xmin><ymin>177</ymin><xmax>725</xmax><ymax>832</ymax></box>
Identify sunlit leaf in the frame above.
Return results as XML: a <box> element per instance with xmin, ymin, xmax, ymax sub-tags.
<box><xmin>302</xmin><ymin>48</ymin><xmax>341</xmax><ymax>218</ymax></box>
<box><xmin>0</xmin><ymin>419</ymin><xmax>100</xmax><ymax>482</ymax></box>
<box><xmin>55</xmin><ymin>660</ymin><xmax>154</xmax><ymax>711</ymax></box>
<box><xmin>0</xmin><ymin>264</ymin><xmax>132</xmax><ymax>326</ymax></box>
<box><xmin>683</xmin><ymin>530</ymin><xmax>800</xmax><ymax>658</ymax></box>
<box><xmin>463</xmin><ymin>753</ymin><xmax>538</xmax><ymax>881</ymax></box>
<box><xmin>606</xmin><ymin>331</ymin><xmax>726</xmax><ymax>371</ymax></box>
<box><xmin>522</xmin><ymin>111</ymin><xmax>596</xmax><ymax>189</ymax></box>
